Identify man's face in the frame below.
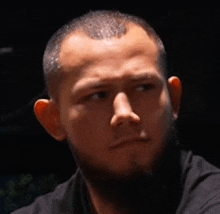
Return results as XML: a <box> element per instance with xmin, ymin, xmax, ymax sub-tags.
<box><xmin>57</xmin><ymin>24</ymin><xmax>175</xmax><ymax>179</ymax></box>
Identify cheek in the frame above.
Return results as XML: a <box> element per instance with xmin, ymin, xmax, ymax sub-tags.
<box><xmin>153</xmin><ymin>93</ymin><xmax>173</xmax><ymax>138</ymax></box>
<box><xmin>141</xmin><ymin>90</ymin><xmax>173</xmax><ymax>137</ymax></box>
<box><xmin>61</xmin><ymin>105</ymin><xmax>110</xmax><ymax>152</ymax></box>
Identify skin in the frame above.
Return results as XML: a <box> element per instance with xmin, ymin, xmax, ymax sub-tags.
<box><xmin>34</xmin><ymin>23</ymin><xmax>182</xmax><ymax>214</ymax></box>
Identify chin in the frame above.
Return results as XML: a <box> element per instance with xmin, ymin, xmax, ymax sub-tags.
<box><xmin>72</xmin><ymin>122</ymin><xmax>179</xmax><ymax>183</ymax></box>
<box><xmin>75</xmin><ymin>150</ymin><xmax>160</xmax><ymax>183</ymax></box>
<box><xmin>107</xmin><ymin>157</ymin><xmax>158</xmax><ymax>180</ymax></box>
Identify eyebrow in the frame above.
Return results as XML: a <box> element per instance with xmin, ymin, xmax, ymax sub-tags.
<box><xmin>72</xmin><ymin>80</ymin><xmax>109</xmax><ymax>95</ymax></box>
<box><xmin>129</xmin><ymin>73</ymin><xmax>156</xmax><ymax>82</ymax></box>
<box><xmin>72</xmin><ymin>72</ymin><xmax>159</xmax><ymax>93</ymax></box>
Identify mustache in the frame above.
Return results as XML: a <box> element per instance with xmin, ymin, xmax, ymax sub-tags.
<box><xmin>111</xmin><ymin>120</ymin><xmax>179</xmax><ymax>148</ymax></box>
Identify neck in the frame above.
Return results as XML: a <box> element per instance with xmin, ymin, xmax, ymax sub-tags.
<box><xmin>86</xmin><ymin>182</ymin><xmax>126</xmax><ymax>214</ymax></box>
<box><xmin>83</xmin><ymin>145</ymin><xmax>182</xmax><ymax>214</ymax></box>
<box><xmin>85</xmin><ymin>176</ymin><xmax>166</xmax><ymax>214</ymax></box>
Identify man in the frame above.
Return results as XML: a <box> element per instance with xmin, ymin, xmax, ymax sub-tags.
<box><xmin>12</xmin><ymin>10</ymin><xmax>220</xmax><ymax>213</ymax></box>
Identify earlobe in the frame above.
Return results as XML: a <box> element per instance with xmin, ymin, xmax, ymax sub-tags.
<box><xmin>167</xmin><ymin>76</ymin><xmax>182</xmax><ymax>120</ymax></box>
<box><xmin>34</xmin><ymin>99</ymin><xmax>67</xmax><ymax>141</ymax></box>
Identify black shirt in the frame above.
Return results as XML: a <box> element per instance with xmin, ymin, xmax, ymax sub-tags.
<box><xmin>11</xmin><ymin>150</ymin><xmax>220</xmax><ymax>213</ymax></box>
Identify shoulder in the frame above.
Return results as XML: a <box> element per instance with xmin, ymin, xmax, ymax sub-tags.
<box><xmin>11</xmin><ymin>170</ymin><xmax>80</xmax><ymax>214</ymax></box>
<box><xmin>177</xmin><ymin>150</ymin><xmax>220</xmax><ymax>213</ymax></box>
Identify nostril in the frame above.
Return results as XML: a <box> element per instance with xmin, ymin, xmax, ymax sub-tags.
<box><xmin>111</xmin><ymin>92</ymin><xmax>141</xmax><ymax>127</ymax></box>
<box><xmin>116</xmin><ymin>121</ymin><xmax>123</xmax><ymax>127</ymax></box>
<box><xmin>110</xmin><ymin>112</ymin><xmax>141</xmax><ymax>127</ymax></box>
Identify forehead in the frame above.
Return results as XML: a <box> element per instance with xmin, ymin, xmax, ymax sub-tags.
<box><xmin>59</xmin><ymin>24</ymin><xmax>159</xmax><ymax>76</ymax></box>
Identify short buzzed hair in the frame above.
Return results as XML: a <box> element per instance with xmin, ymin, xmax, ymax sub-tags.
<box><xmin>43</xmin><ymin>10</ymin><xmax>167</xmax><ymax>101</ymax></box>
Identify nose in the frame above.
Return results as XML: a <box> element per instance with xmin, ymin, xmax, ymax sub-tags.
<box><xmin>110</xmin><ymin>92</ymin><xmax>141</xmax><ymax>127</ymax></box>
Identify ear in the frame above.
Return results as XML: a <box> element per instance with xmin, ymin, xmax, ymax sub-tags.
<box><xmin>34</xmin><ymin>99</ymin><xmax>67</xmax><ymax>141</ymax></box>
<box><xmin>167</xmin><ymin>76</ymin><xmax>182</xmax><ymax>121</ymax></box>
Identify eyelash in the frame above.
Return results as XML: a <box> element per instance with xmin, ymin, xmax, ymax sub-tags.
<box><xmin>84</xmin><ymin>84</ymin><xmax>154</xmax><ymax>102</ymax></box>
<box><xmin>136</xmin><ymin>83</ymin><xmax>154</xmax><ymax>92</ymax></box>
<box><xmin>86</xmin><ymin>91</ymin><xmax>108</xmax><ymax>101</ymax></box>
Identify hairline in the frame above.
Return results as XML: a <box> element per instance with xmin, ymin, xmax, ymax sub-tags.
<box><xmin>44</xmin><ymin>15</ymin><xmax>167</xmax><ymax>102</ymax></box>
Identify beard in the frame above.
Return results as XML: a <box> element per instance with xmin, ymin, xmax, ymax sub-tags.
<box><xmin>68</xmin><ymin>122</ymin><xmax>182</xmax><ymax>213</ymax></box>
<box><xmin>71</xmin><ymin>121</ymin><xmax>180</xmax><ymax>181</ymax></box>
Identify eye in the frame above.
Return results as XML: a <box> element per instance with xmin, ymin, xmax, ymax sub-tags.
<box><xmin>87</xmin><ymin>91</ymin><xmax>108</xmax><ymax>101</ymax></box>
<box><xmin>136</xmin><ymin>84</ymin><xmax>154</xmax><ymax>92</ymax></box>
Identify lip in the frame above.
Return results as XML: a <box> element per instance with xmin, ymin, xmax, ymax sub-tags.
<box><xmin>109</xmin><ymin>137</ymin><xmax>150</xmax><ymax>149</ymax></box>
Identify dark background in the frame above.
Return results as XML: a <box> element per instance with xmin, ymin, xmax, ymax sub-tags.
<box><xmin>1</xmin><ymin>2</ymin><xmax>220</xmax><ymax>209</ymax></box>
